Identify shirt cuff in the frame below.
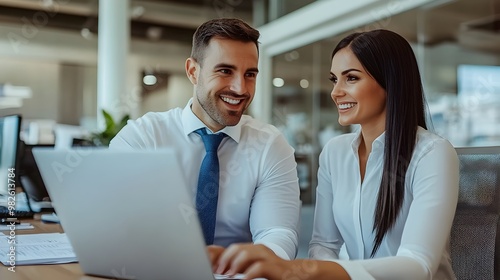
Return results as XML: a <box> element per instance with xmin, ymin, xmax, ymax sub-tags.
<box><xmin>332</xmin><ymin>260</ymin><xmax>375</xmax><ymax>280</ymax></box>
<box><xmin>254</xmin><ymin>241</ymin><xmax>291</xmax><ymax>260</ymax></box>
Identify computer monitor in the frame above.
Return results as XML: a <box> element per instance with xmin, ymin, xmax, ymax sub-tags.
<box><xmin>457</xmin><ymin>64</ymin><xmax>500</xmax><ymax>145</ymax></box>
<box><xmin>0</xmin><ymin>114</ymin><xmax>22</xmax><ymax>196</ymax></box>
<box><xmin>457</xmin><ymin>64</ymin><xmax>500</xmax><ymax>104</ymax></box>
<box><xmin>18</xmin><ymin>143</ymin><xmax>53</xmax><ymax>202</ymax></box>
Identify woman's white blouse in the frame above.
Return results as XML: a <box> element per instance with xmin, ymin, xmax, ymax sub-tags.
<box><xmin>309</xmin><ymin>127</ymin><xmax>459</xmax><ymax>280</ymax></box>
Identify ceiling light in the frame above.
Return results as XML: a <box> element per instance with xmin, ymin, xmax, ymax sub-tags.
<box><xmin>143</xmin><ymin>74</ymin><xmax>157</xmax><ymax>86</ymax></box>
<box><xmin>146</xmin><ymin>26</ymin><xmax>162</xmax><ymax>40</ymax></box>
<box><xmin>131</xmin><ymin>6</ymin><xmax>145</xmax><ymax>18</ymax></box>
<box><xmin>81</xmin><ymin>28</ymin><xmax>93</xmax><ymax>39</ymax></box>
<box><xmin>285</xmin><ymin>50</ymin><xmax>300</xmax><ymax>61</ymax></box>
<box><xmin>300</xmin><ymin>79</ymin><xmax>309</xmax><ymax>89</ymax></box>
<box><xmin>273</xmin><ymin>78</ymin><xmax>285</xmax><ymax>87</ymax></box>
<box><xmin>42</xmin><ymin>0</ymin><xmax>54</xmax><ymax>8</ymax></box>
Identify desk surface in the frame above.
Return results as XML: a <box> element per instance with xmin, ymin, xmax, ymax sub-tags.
<box><xmin>0</xmin><ymin>215</ymin><xmax>107</xmax><ymax>280</ymax></box>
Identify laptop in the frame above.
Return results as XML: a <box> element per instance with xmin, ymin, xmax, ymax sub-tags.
<box><xmin>32</xmin><ymin>148</ymin><xmax>247</xmax><ymax>280</ymax></box>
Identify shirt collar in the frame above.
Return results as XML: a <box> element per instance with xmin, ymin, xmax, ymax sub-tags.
<box><xmin>181</xmin><ymin>98</ymin><xmax>242</xmax><ymax>143</ymax></box>
<box><xmin>350</xmin><ymin>126</ymin><xmax>386</xmax><ymax>153</ymax></box>
<box><xmin>350</xmin><ymin>127</ymin><xmax>363</xmax><ymax>154</ymax></box>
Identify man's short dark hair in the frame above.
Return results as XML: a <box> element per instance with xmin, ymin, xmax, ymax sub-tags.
<box><xmin>191</xmin><ymin>18</ymin><xmax>260</xmax><ymax>64</ymax></box>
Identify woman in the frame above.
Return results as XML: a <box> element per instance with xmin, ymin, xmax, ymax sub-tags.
<box><xmin>210</xmin><ymin>29</ymin><xmax>459</xmax><ymax>280</ymax></box>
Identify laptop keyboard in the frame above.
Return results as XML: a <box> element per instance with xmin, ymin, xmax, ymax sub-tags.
<box><xmin>0</xmin><ymin>206</ymin><xmax>34</xmax><ymax>219</ymax></box>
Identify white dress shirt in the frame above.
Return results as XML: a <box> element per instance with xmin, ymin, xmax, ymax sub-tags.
<box><xmin>109</xmin><ymin>99</ymin><xmax>300</xmax><ymax>260</ymax></box>
<box><xmin>309</xmin><ymin>127</ymin><xmax>459</xmax><ymax>279</ymax></box>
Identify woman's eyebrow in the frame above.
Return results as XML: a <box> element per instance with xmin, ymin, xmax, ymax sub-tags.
<box><xmin>341</xmin><ymin>68</ymin><xmax>362</xmax><ymax>75</ymax></box>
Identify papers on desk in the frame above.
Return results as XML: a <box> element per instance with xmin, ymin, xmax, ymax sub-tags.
<box><xmin>0</xmin><ymin>233</ymin><xmax>77</xmax><ymax>265</ymax></box>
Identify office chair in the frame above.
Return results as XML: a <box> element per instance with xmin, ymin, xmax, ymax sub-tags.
<box><xmin>450</xmin><ymin>146</ymin><xmax>500</xmax><ymax>280</ymax></box>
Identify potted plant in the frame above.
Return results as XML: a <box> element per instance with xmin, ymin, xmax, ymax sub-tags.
<box><xmin>90</xmin><ymin>109</ymin><xmax>130</xmax><ymax>146</ymax></box>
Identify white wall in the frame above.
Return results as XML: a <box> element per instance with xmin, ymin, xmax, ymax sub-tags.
<box><xmin>141</xmin><ymin>74</ymin><xmax>192</xmax><ymax>115</ymax></box>
<box><xmin>165</xmin><ymin>75</ymin><xmax>193</xmax><ymax>112</ymax></box>
<box><xmin>81</xmin><ymin>66</ymin><xmax>98</xmax><ymax>123</ymax></box>
<box><xmin>0</xmin><ymin>57</ymin><xmax>60</xmax><ymax>120</ymax></box>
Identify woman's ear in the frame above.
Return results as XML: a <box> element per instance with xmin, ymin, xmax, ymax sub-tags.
<box><xmin>185</xmin><ymin>58</ymin><xmax>198</xmax><ymax>85</ymax></box>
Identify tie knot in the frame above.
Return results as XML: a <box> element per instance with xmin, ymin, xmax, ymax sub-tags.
<box><xmin>195</xmin><ymin>128</ymin><xmax>226</xmax><ymax>152</ymax></box>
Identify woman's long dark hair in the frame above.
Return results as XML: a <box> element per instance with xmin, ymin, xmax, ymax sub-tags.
<box><xmin>331</xmin><ymin>29</ymin><xmax>427</xmax><ymax>257</ymax></box>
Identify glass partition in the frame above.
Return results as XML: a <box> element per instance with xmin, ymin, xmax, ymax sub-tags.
<box><xmin>268</xmin><ymin>0</ymin><xmax>500</xmax><ymax>202</ymax></box>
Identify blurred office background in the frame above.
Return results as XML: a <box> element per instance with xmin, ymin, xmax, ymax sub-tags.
<box><xmin>0</xmin><ymin>0</ymin><xmax>499</xmax><ymax>205</ymax></box>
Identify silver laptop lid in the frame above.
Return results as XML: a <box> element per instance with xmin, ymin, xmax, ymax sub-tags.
<box><xmin>33</xmin><ymin>148</ymin><xmax>215</xmax><ymax>280</ymax></box>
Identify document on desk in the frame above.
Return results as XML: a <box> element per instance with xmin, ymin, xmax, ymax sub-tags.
<box><xmin>0</xmin><ymin>233</ymin><xmax>77</xmax><ymax>265</ymax></box>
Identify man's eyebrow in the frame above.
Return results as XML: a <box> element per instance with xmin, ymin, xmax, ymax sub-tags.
<box><xmin>214</xmin><ymin>63</ymin><xmax>236</xmax><ymax>69</ymax></box>
<box><xmin>213</xmin><ymin>63</ymin><xmax>259</xmax><ymax>73</ymax></box>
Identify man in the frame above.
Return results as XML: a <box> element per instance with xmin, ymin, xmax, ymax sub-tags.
<box><xmin>109</xmin><ymin>18</ymin><xmax>300</xmax><ymax>262</ymax></box>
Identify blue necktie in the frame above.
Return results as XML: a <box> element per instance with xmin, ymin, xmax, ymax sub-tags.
<box><xmin>195</xmin><ymin>128</ymin><xmax>226</xmax><ymax>245</ymax></box>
